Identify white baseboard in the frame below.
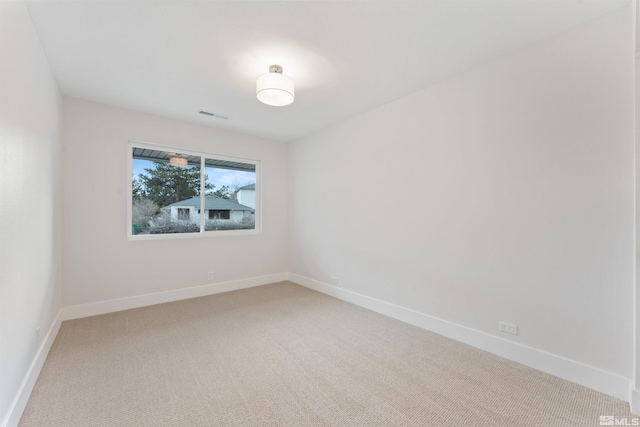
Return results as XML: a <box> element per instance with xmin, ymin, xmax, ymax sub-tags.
<box><xmin>287</xmin><ymin>272</ymin><xmax>631</xmax><ymax>403</ymax></box>
<box><xmin>61</xmin><ymin>273</ymin><xmax>288</xmax><ymax>321</ymax></box>
<box><xmin>2</xmin><ymin>312</ymin><xmax>62</xmax><ymax>427</ymax></box>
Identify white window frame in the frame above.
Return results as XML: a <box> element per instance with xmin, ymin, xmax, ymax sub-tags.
<box><xmin>128</xmin><ymin>140</ymin><xmax>261</xmax><ymax>240</ymax></box>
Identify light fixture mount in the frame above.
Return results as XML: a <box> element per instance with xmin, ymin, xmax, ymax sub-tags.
<box><xmin>256</xmin><ymin>64</ymin><xmax>295</xmax><ymax>107</ymax></box>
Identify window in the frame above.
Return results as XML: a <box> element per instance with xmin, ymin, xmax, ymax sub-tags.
<box><xmin>177</xmin><ymin>208</ymin><xmax>190</xmax><ymax>221</ymax></box>
<box><xmin>129</xmin><ymin>142</ymin><xmax>259</xmax><ymax>237</ymax></box>
<box><xmin>209</xmin><ymin>210</ymin><xmax>230</xmax><ymax>220</ymax></box>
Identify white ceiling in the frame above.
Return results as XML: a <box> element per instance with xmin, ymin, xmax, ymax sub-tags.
<box><xmin>25</xmin><ymin>0</ymin><xmax>629</xmax><ymax>142</ymax></box>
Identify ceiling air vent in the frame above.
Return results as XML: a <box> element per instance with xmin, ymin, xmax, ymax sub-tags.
<box><xmin>198</xmin><ymin>110</ymin><xmax>229</xmax><ymax>120</ymax></box>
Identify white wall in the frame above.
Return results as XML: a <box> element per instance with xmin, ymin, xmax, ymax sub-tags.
<box><xmin>0</xmin><ymin>1</ymin><xmax>62</xmax><ymax>424</ymax></box>
<box><xmin>62</xmin><ymin>98</ymin><xmax>288</xmax><ymax>307</ymax></box>
<box><xmin>289</xmin><ymin>6</ymin><xmax>634</xmax><ymax>381</ymax></box>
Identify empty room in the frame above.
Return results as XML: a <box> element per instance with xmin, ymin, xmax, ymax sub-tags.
<box><xmin>2</xmin><ymin>0</ymin><xmax>640</xmax><ymax>426</ymax></box>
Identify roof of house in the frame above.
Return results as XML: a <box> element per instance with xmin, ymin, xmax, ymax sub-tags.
<box><xmin>238</xmin><ymin>184</ymin><xmax>255</xmax><ymax>191</ymax></box>
<box><xmin>166</xmin><ymin>196</ymin><xmax>253</xmax><ymax>211</ymax></box>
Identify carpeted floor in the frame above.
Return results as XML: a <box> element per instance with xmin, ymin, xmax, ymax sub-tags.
<box><xmin>19</xmin><ymin>281</ymin><xmax>633</xmax><ymax>426</ymax></box>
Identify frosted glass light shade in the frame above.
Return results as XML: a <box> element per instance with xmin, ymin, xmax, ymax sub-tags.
<box><xmin>256</xmin><ymin>67</ymin><xmax>294</xmax><ymax>106</ymax></box>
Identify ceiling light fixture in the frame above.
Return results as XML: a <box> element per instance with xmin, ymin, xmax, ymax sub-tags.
<box><xmin>256</xmin><ymin>65</ymin><xmax>294</xmax><ymax>107</ymax></box>
<box><xmin>169</xmin><ymin>157</ymin><xmax>188</xmax><ymax>167</ymax></box>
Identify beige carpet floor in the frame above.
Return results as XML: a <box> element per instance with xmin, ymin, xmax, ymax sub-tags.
<box><xmin>20</xmin><ymin>281</ymin><xmax>633</xmax><ymax>426</ymax></box>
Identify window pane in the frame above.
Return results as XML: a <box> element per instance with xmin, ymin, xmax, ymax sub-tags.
<box><xmin>204</xmin><ymin>158</ymin><xmax>256</xmax><ymax>232</ymax></box>
<box><xmin>132</xmin><ymin>148</ymin><xmax>201</xmax><ymax>235</ymax></box>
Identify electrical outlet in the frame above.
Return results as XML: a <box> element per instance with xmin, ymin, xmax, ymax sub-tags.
<box><xmin>207</xmin><ymin>272</ymin><xmax>214</xmax><ymax>281</ymax></box>
<box><xmin>499</xmin><ymin>321</ymin><xmax>518</xmax><ymax>335</ymax></box>
<box><xmin>330</xmin><ymin>276</ymin><xmax>339</xmax><ymax>284</ymax></box>
<box><xmin>35</xmin><ymin>327</ymin><xmax>41</xmax><ymax>345</ymax></box>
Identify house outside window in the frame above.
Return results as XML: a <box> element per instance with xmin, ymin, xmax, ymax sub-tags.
<box><xmin>129</xmin><ymin>142</ymin><xmax>259</xmax><ymax>238</ymax></box>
